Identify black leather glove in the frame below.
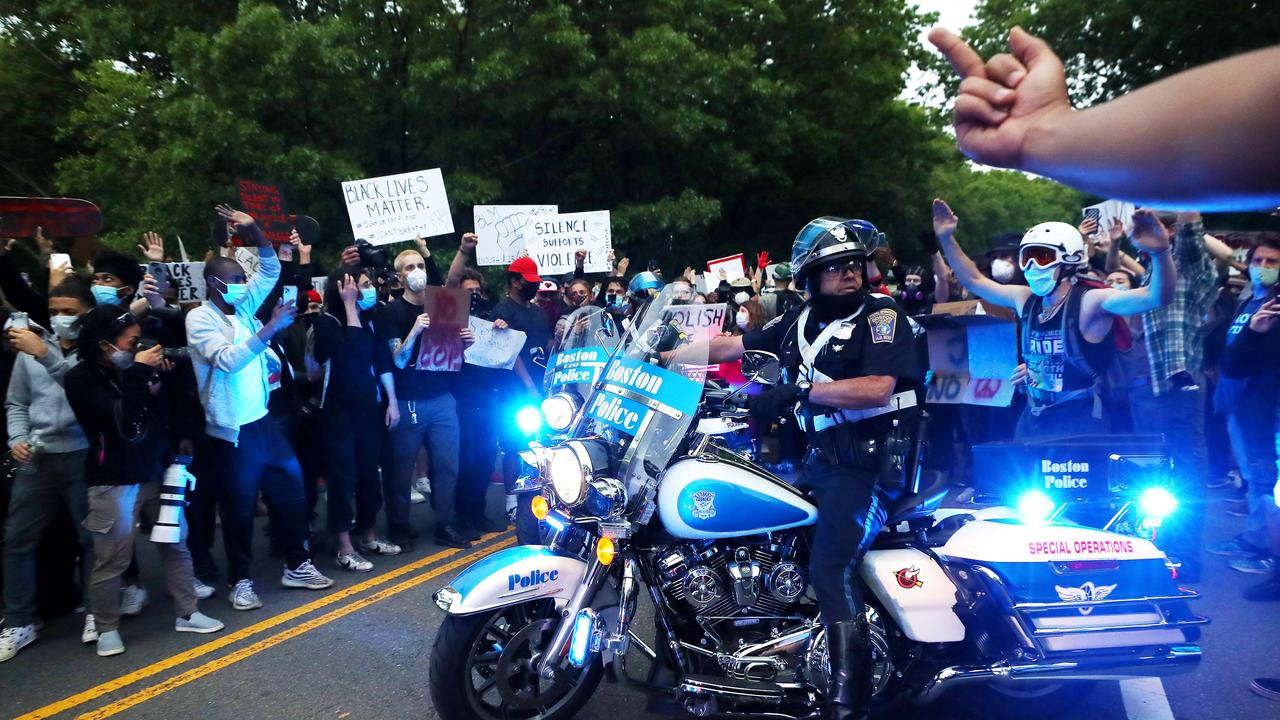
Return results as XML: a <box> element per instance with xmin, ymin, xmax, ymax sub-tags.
<box><xmin>748</xmin><ymin>384</ymin><xmax>800</xmax><ymax>424</ymax></box>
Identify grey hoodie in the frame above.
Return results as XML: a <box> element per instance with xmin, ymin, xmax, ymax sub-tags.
<box><xmin>6</xmin><ymin>336</ymin><xmax>88</xmax><ymax>454</ymax></box>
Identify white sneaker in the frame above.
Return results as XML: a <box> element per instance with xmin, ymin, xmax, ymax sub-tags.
<box><xmin>336</xmin><ymin>552</ymin><xmax>374</xmax><ymax>573</ymax></box>
<box><xmin>0</xmin><ymin>625</ymin><xmax>37</xmax><ymax>662</ymax></box>
<box><xmin>410</xmin><ymin>488</ymin><xmax>427</xmax><ymax>504</ymax></box>
<box><xmin>96</xmin><ymin>629</ymin><xmax>124</xmax><ymax>657</ymax></box>
<box><xmin>282</xmin><ymin>560</ymin><xmax>335</xmax><ymax>590</ymax></box>
<box><xmin>82</xmin><ymin>614</ymin><xmax>99</xmax><ymax>644</ymax></box>
<box><xmin>175</xmin><ymin>612</ymin><xmax>225</xmax><ymax>634</ymax></box>
<box><xmin>358</xmin><ymin>538</ymin><xmax>402</xmax><ymax>556</ymax></box>
<box><xmin>193</xmin><ymin>579</ymin><xmax>215</xmax><ymax>601</ymax></box>
<box><xmin>230</xmin><ymin>579</ymin><xmax>263</xmax><ymax>611</ymax></box>
<box><xmin>413</xmin><ymin>476</ymin><xmax>431</xmax><ymax>496</ymax></box>
<box><xmin>120</xmin><ymin>585</ymin><xmax>149</xmax><ymax>616</ymax></box>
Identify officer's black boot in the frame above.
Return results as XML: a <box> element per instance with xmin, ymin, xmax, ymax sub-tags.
<box><xmin>824</xmin><ymin>620</ymin><xmax>872</xmax><ymax>720</ymax></box>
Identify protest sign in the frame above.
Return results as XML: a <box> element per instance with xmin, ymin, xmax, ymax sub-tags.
<box><xmin>917</xmin><ymin>300</ymin><xmax>1017</xmax><ymax>407</ymax></box>
<box><xmin>236</xmin><ymin>180</ymin><xmax>291</xmax><ymax>244</ymax></box>
<box><xmin>234</xmin><ymin>246</ymin><xmax>261</xmax><ymax>278</ymax></box>
<box><xmin>474</xmin><ymin>205</ymin><xmax>558</xmax><ymax>266</ymax></box>
<box><xmin>662</xmin><ymin>303</ymin><xmax>727</xmax><ymax>345</ymax></box>
<box><xmin>166</xmin><ymin>262</ymin><xmax>207</xmax><ymax>303</ymax></box>
<box><xmin>416</xmin><ymin>286</ymin><xmax>470</xmax><ymax>371</ymax></box>
<box><xmin>311</xmin><ymin>276</ymin><xmax>328</xmax><ymax>298</ymax></box>
<box><xmin>707</xmin><ymin>253</ymin><xmax>746</xmax><ymax>283</ymax></box>
<box><xmin>341</xmin><ymin>168</ymin><xmax>454</xmax><ymax>246</ymax></box>
<box><xmin>0</xmin><ymin>197</ymin><xmax>103</xmax><ymax>238</ymax></box>
<box><xmin>463</xmin><ymin>316</ymin><xmax>526</xmax><ymax>370</ymax></box>
<box><xmin>1083</xmin><ymin>199</ymin><xmax>1137</xmax><ymax>237</ymax></box>
<box><xmin>521</xmin><ymin>210</ymin><xmax>612</xmax><ymax>275</ymax></box>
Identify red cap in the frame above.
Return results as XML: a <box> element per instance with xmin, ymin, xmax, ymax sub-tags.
<box><xmin>307</xmin><ymin>289</ymin><xmax>322</xmax><ymax>304</ymax></box>
<box><xmin>507</xmin><ymin>257</ymin><xmax>542</xmax><ymax>283</ymax></box>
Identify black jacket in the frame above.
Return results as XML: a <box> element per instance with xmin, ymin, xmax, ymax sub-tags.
<box><xmin>64</xmin><ymin>362</ymin><xmax>168</xmax><ymax>486</ymax></box>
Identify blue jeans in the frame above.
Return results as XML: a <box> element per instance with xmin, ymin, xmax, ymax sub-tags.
<box><xmin>1227</xmin><ymin>414</ymin><xmax>1277</xmax><ymax>552</ymax></box>
<box><xmin>1129</xmin><ymin>382</ymin><xmax>1208</xmax><ymax>574</ymax></box>
<box><xmin>387</xmin><ymin>395</ymin><xmax>460</xmax><ymax>534</ymax></box>
<box><xmin>212</xmin><ymin>417</ymin><xmax>311</xmax><ymax>582</ymax></box>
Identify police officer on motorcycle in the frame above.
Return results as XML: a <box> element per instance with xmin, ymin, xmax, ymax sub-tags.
<box><xmin>705</xmin><ymin>218</ymin><xmax>920</xmax><ymax>720</ymax></box>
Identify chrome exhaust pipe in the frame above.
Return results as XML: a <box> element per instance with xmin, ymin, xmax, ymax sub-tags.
<box><xmin>914</xmin><ymin>645</ymin><xmax>1202</xmax><ymax>704</ymax></box>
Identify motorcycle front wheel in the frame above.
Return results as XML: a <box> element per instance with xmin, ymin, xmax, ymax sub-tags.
<box><xmin>430</xmin><ymin>599</ymin><xmax>605</xmax><ymax>720</ymax></box>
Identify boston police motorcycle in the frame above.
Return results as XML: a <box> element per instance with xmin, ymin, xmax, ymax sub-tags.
<box><xmin>429</xmin><ymin>285</ymin><xmax>1205</xmax><ymax>720</ymax></box>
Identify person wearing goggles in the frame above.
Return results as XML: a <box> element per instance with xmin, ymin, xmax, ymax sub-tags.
<box><xmin>931</xmin><ymin>198</ymin><xmax>1176</xmax><ymax>439</ymax></box>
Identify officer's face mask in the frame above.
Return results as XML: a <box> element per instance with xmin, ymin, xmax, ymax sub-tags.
<box><xmin>1250</xmin><ymin>265</ymin><xmax>1279</xmax><ymax>289</ymax></box>
<box><xmin>990</xmin><ymin>258</ymin><xmax>1016</xmax><ymax>284</ymax></box>
<box><xmin>1024</xmin><ymin>264</ymin><xmax>1060</xmax><ymax>297</ymax></box>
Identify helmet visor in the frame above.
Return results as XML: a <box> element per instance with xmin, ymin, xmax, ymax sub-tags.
<box><xmin>1019</xmin><ymin>245</ymin><xmax>1061</xmax><ymax>271</ymax></box>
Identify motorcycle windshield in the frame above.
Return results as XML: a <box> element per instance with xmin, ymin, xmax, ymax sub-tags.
<box><xmin>544</xmin><ymin>305</ymin><xmax>619</xmax><ymax>400</ymax></box>
<box><xmin>572</xmin><ymin>287</ymin><xmax>717</xmax><ymax>497</ymax></box>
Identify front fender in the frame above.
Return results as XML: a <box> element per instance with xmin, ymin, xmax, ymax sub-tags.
<box><xmin>433</xmin><ymin>545</ymin><xmax>589</xmax><ymax>616</ymax></box>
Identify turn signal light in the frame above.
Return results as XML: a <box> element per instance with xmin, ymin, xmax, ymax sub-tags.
<box><xmin>531</xmin><ymin>494</ymin><xmax>549</xmax><ymax>520</ymax></box>
<box><xmin>596</xmin><ymin>537</ymin><xmax>616</xmax><ymax>566</ymax></box>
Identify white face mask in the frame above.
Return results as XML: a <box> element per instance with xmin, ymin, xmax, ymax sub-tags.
<box><xmin>50</xmin><ymin>315</ymin><xmax>80</xmax><ymax>341</ymax></box>
<box><xmin>736</xmin><ymin>311</ymin><xmax>750</xmax><ymax>330</ymax></box>
<box><xmin>734</xmin><ymin>291</ymin><xmax>750</xmax><ymax>305</ymax></box>
<box><xmin>990</xmin><ymin>258</ymin><xmax>1016</xmax><ymax>283</ymax></box>
<box><xmin>1024</xmin><ymin>264</ymin><xmax>1060</xmax><ymax>297</ymax></box>
<box><xmin>405</xmin><ymin>269</ymin><xmax>428</xmax><ymax>293</ymax></box>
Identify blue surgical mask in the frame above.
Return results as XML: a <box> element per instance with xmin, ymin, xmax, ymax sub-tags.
<box><xmin>1024</xmin><ymin>265</ymin><xmax>1059</xmax><ymax>297</ymax></box>
<box><xmin>1250</xmin><ymin>265</ymin><xmax>1279</xmax><ymax>289</ymax></box>
<box><xmin>91</xmin><ymin>285</ymin><xmax>121</xmax><ymax>306</ymax></box>
<box><xmin>212</xmin><ymin>276</ymin><xmax>249</xmax><ymax>306</ymax></box>
<box><xmin>50</xmin><ymin>315</ymin><xmax>80</xmax><ymax>341</ymax></box>
<box><xmin>357</xmin><ymin>286</ymin><xmax>377</xmax><ymax>310</ymax></box>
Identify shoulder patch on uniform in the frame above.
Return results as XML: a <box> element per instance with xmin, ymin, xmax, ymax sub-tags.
<box><xmin>868</xmin><ymin>308</ymin><xmax>897</xmax><ymax>344</ymax></box>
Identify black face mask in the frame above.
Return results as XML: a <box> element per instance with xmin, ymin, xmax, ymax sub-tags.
<box><xmin>390</xmin><ymin>287</ymin><xmax>406</xmax><ymax>300</ymax></box>
<box><xmin>812</xmin><ymin>287</ymin><xmax>867</xmax><ymax>321</ymax></box>
<box><xmin>470</xmin><ymin>292</ymin><xmax>491</xmax><ymax>316</ymax></box>
<box><xmin>518</xmin><ymin>281</ymin><xmax>539</xmax><ymax>301</ymax></box>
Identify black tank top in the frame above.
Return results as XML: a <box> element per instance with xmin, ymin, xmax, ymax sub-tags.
<box><xmin>1019</xmin><ymin>283</ymin><xmax>1114</xmax><ymax>407</ymax></box>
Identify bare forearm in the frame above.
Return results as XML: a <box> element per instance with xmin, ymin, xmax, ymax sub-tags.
<box><xmin>1023</xmin><ymin>46</ymin><xmax>1280</xmax><ymax>210</ymax></box>
<box><xmin>708</xmin><ymin>335</ymin><xmax>745</xmax><ymax>364</ymax></box>
<box><xmin>446</xmin><ymin>248</ymin><xmax>472</xmax><ymax>288</ymax></box>
<box><xmin>809</xmin><ymin>376</ymin><xmax>895</xmax><ymax>410</ymax></box>
<box><xmin>931</xmin><ymin>253</ymin><xmax>950</xmax><ymax>303</ymax></box>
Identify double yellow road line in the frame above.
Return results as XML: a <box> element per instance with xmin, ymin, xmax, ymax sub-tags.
<box><xmin>18</xmin><ymin>533</ymin><xmax>515</xmax><ymax>720</ymax></box>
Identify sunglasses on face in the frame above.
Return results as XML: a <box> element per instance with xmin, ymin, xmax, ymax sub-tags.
<box><xmin>1018</xmin><ymin>245</ymin><xmax>1060</xmax><ymax>270</ymax></box>
<box><xmin>821</xmin><ymin>260</ymin><xmax>864</xmax><ymax>276</ymax></box>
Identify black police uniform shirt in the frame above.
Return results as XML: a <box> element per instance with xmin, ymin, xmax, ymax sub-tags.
<box><xmin>742</xmin><ymin>294</ymin><xmax>918</xmax><ymax>432</ymax></box>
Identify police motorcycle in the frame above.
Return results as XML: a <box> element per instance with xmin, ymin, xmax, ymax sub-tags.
<box><xmin>429</xmin><ymin>284</ymin><xmax>1205</xmax><ymax>720</ymax></box>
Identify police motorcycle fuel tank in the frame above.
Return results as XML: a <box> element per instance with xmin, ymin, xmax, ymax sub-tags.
<box><xmin>428</xmin><ymin>288</ymin><xmax>1205</xmax><ymax>720</ymax></box>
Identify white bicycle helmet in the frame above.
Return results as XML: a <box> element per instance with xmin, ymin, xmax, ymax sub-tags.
<box><xmin>1019</xmin><ymin>222</ymin><xmax>1087</xmax><ymax>271</ymax></box>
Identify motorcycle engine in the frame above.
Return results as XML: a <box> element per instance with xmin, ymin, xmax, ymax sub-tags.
<box><xmin>656</xmin><ymin>537</ymin><xmax>811</xmax><ymax>657</ymax></box>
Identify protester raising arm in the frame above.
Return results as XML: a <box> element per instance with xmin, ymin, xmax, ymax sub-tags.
<box><xmin>214</xmin><ymin>205</ymin><xmax>281</xmax><ymax>314</ymax></box>
<box><xmin>445</xmin><ymin>232</ymin><xmax>478</xmax><ymax>288</ymax></box>
<box><xmin>932</xmin><ymin>199</ymin><xmax>1032</xmax><ymax>313</ymax></box>
<box><xmin>927</xmin><ymin>27</ymin><xmax>1280</xmax><ymax>210</ymax></box>
<box><xmin>1083</xmin><ymin>209</ymin><xmax>1177</xmax><ymax>318</ymax></box>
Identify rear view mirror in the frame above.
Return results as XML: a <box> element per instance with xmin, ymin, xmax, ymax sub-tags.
<box><xmin>741</xmin><ymin>350</ymin><xmax>781</xmax><ymax>386</ymax></box>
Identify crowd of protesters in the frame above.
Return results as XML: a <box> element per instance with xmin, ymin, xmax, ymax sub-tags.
<box><xmin>0</xmin><ymin>196</ymin><xmax>1274</xmax><ymax>668</ymax></box>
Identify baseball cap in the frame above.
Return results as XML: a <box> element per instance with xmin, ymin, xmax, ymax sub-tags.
<box><xmin>507</xmin><ymin>257</ymin><xmax>542</xmax><ymax>283</ymax></box>
<box><xmin>307</xmin><ymin>289</ymin><xmax>322</xmax><ymax>304</ymax></box>
<box><xmin>773</xmin><ymin>262</ymin><xmax>793</xmax><ymax>279</ymax></box>
<box><xmin>538</xmin><ymin>280</ymin><xmax>559</xmax><ymax>293</ymax></box>
<box><xmin>730</xmin><ymin>276</ymin><xmax>753</xmax><ymax>288</ymax></box>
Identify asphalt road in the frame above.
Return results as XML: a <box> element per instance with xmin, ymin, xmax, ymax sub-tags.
<box><xmin>2</xmin><ymin>481</ymin><xmax>1276</xmax><ymax>720</ymax></box>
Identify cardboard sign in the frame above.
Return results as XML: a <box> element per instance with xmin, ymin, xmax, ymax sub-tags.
<box><xmin>341</xmin><ymin>168</ymin><xmax>454</xmax><ymax>246</ymax></box>
<box><xmin>707</xmin><ymin>253</ymin><xmax>746</xmax><ymax>283</ymax></box>
<box><xmin>234</xmin><ymin>246</ymin><xmax>261</xmax><ymax>278</ymax></box>
<box><xmin>474</xmin><ymin>205</ymin><xmax>559</xmax><ymax>266</ymax></box>
<box><xmin>520</xmin><ymin>210</ymin><xmax>612</xmax><ymax>275</ymax></box>
<box><xmin>416</xmin><ymin>286</ymin><xmax>470</xmax><ymax>371</ymax></box>
<box><xmin>237</xmin><ymin>180</ymin><xmax>291</xmax><ymax>244</ymax></box>
<box><xmin>463</xmin><ymin>316</ymin><xmax>527</xmax><ymax>370</ymax></box>
<box><xmin>0</xmin><ymin>197</ymin><xmax>103</xmax><ymax>238</ymax></box>
<box><xmin>1083</xmin><ymin>199</ymin><xmax>1137</xmax><ymax>238</ymax></box>
<box><xmin>662</xmin><ymin>303</ymin><xmax>727</xmax><ymax>345</ymax></box>
<box><xmin>166</xmin><ymin>262</ymin><xmax>207</xmax><ymax>303</ymax></box>
<box><xmin>918</xmin><ymin>300</ymin><xmax>1017</xmax><ymax>407</ymax></box>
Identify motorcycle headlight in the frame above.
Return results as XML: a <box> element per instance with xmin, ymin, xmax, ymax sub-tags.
<box><xmin>545</xmin><ymin>442</ymin><xmax>592</xmax><ymax>506</ymax></box>
<box><xmin>541</xmin><ymin>393</ymin><xmax>579</xmax><ymax>432</ymax></box>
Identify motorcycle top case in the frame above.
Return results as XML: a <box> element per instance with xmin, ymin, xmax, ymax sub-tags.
<box><xmin>657</xmin><ymin>456</ymin><xmax>817</xmax><ymax>539</ymax></box>
<box><xmin>441</xmin><ymin>545</ymin><xmax>588</xmax><ymax>616</ymax></box>
<box><xmin>972</xmin><ymin>434</ymin><xmax>1171</xmax><ymax>502</ymax></box>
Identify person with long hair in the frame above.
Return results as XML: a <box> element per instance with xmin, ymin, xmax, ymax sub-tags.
<box><xmin>313</xmin><ymin>266</ymin><xmax>402</xmax><ymax>571</ymax></box>
<box><xmin>64</xmin><ymin>305</ymin><xmax>223</xmax><ymax>656</ymax></box>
